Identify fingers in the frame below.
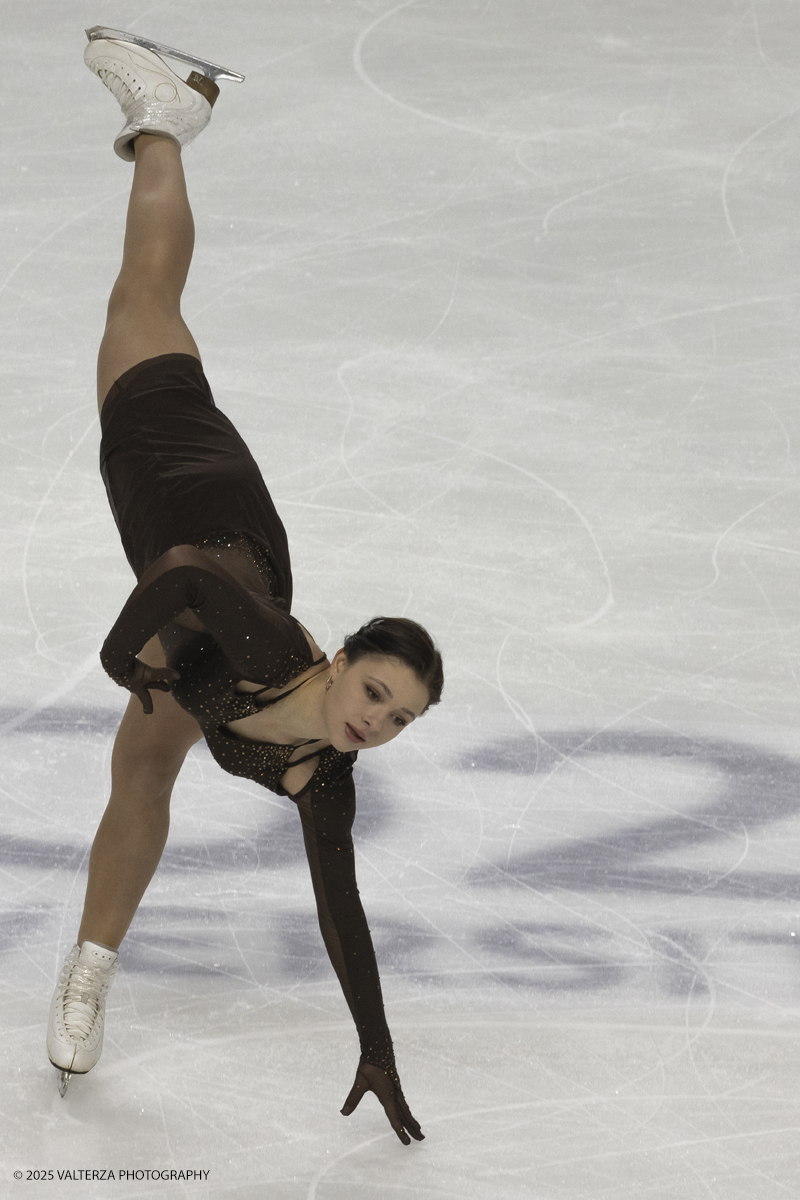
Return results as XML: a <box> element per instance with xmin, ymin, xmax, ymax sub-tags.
<box><xmin>396</xmin><ymin>1094</ymin><xmax>424</xmax><ymax>1142</ymax></box>
<box><xmin>382</xmin><ymin>1093</ymin><xmax>412</xmax><ymax>1145</ymax></box>
<box><xmin>344</xmin><ymin>1064</ymin><xmax>424</xmax><ymax>1145</ymax></box>
<box><xmin>340</xmin><ymin>1070</ymin><xmax>422</xmax><ymax>1142</ymax></box>
<box><xmin>144</xmin><ymin>666</ymin><xmax>181</xmax><ymax>687</ymax></box>
<box><xmin>340</xmin><ymin>1067</ymin><xmax>409</xmax><ymax>1143</ymax></box>
<box><xmin>340</xmin><ymin>1072</ymin><xmax>368</xmax><ymax>1116</ymax></box>
<box><xmin>394</xmin><ymin>1122</ymin><xmax>412</xmax><ymax>1146</ymax></box>
<box><xmin>129</xmin><ymin>663</ymin><xmax>180</xmax><ymax>715</ymax></box>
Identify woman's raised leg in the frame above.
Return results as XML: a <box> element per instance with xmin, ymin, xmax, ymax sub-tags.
<box><xmin>96</xmin><ymin>134</ymin><xmax>200</xmax><ymax>411</ymax></box>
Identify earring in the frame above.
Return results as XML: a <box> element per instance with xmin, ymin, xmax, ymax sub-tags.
<box><xmin>325</xmin><ymin>677</ymin><xmax>333</xmax><ymax>691</ymax></box>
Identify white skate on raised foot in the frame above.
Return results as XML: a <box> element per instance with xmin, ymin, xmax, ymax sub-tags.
<box><xmin>84</xmin><ymin>27</ymin><xmax>244</xmax><ymax>161</ymax></box>
<box><xmin>47</xmin><ymin>940</ymin><xmax>118</xmax><ymax>1098</ymax></box>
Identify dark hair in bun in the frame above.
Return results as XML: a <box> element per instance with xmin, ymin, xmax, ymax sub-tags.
<box><xmin>343</xmin><ymin>617</ymin><xmax>443</xmax><ymax>711</ymax></box>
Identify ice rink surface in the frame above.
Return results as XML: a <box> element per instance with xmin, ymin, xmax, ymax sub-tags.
<box><xmin>3</xmin><ymin>0</ymin><xmax>800</xmax><ymax>1195</ymax></box>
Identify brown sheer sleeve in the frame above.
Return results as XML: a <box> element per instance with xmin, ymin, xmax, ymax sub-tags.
<box><xmin>100</xmin><ymin>544</ymin><xmax>311</xmax><ymax>691</ymax></box>
<box><xmin>294</xmin><ymin>772</ymin><xmax>398</xmax><ymax>1083</ymax></box>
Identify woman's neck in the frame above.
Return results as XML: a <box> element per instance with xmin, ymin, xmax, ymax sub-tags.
<box><xmin>261</xmin><ymin>666</ymin><xmax>330</xmax><ymax>745</ymax></box>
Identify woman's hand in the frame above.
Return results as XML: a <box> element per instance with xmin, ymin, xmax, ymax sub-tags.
<box><xmin>341</xmin><ymin>1061</ymin><xmax>424</xmax><ymax>1145</ymax></box>
<box><xmin>128</xmin><ymin>658</ymin><xmax>181</xmax><ymax>715</ymax></box>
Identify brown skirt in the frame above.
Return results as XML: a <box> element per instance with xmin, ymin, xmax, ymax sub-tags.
<box><xmin>99</xmin><ymin>354</ymin><xmax>294</xmax><ymax>607</ymax></box>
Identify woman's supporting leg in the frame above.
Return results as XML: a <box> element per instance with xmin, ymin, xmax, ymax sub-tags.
<box><xmin>77</xmin><ymin>635</ymin><xmax>203</xmax><ymax>948</ymax></box>
<box><xmin>96</xmin><ymin>134</ymin><xmax>201</xmax><ymax>411</ymax></box>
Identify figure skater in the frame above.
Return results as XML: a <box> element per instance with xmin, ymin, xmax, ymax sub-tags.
<box><xmin>46</xmin><ymin>28</ymin><xmax>441</xmax><ymax>1146</ymax></box>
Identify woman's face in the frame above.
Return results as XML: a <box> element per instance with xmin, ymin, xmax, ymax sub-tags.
<box><xmin>323</xmin><ymin>651</ymin><xmax>430</xmax><ymax>752</ymax></box>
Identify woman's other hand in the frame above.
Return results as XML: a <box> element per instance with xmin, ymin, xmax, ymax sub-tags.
<box><xmin>341</xmin><ymin>1061</ymin><xmax>424</xmax><ymax>1145</ymax></box>
<box><xmin>128</xmin><ymin>659</ymin><xmax>181</xmax><ymax>714</ymax></box>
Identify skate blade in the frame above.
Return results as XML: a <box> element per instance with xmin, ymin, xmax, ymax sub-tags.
<box><xmin>57</xmin><ymin>1069</ymin><xmax>71</xmax><ymax>1098</ymax></box>
<box><xmin>85</xmin><ymin>26</ymin><xmax>245</xmax><ymax>83</ymax></box>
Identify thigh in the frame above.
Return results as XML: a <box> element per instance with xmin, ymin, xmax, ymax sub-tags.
<box><xmin>97</xmin><ymin>299</ymin><xmax>200</xmax><ymax>414</ymax></box>
<box><xmin>111</xmin><ymin>633</ymin><xmax>204</xmax><ymax>788</ymax></box>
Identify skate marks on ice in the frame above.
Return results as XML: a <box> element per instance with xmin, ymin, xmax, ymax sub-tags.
<box><xmin>306</xmin><ymin>1015</ymin><xmax>800</xmax><ymax>1200</ymax></box>
<box><xmin>7</xmin><ymin>706</ymin><xmax>798</xmax><ymax>895</ymax></box>
<box><xmin>460</xmin><ymin>730</ymin><xmax>800</xmax><ymax>900</ymax></box>
<box><xmin>6</xmin><ymin>710</ymin><xmax>800</xmax><ymax>998</ymax></box>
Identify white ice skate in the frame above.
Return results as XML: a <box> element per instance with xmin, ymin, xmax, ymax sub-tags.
<box><xmin>47</xmin><ymin>940</ymin><xmax>119</xmax><ymax>1097</ymax></box>
<box><xmin>84</xmin><ymin>27</ymin><xmax>244</xmax><ymax>161</ymax></box>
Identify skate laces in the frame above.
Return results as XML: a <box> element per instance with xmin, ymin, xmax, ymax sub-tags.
<box><xmin>97</xmin><ymin>68</ymin><xmax>144</xmax><ymax>111</ymax></box>
<box><xmin>59</xmin><ymin>954</ymin><xmax>117</xmax><ymax>1044</ymax></box>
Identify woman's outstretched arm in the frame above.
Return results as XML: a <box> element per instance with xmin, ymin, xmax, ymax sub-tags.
<box><xmin>295</xmin><ymin>777</ymin><xmax>424</xmax><ymax>1145</ymax></box>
